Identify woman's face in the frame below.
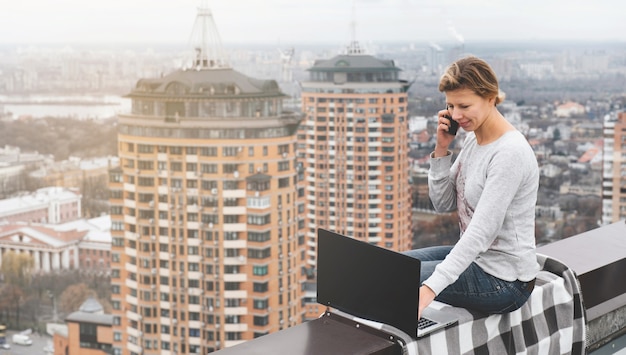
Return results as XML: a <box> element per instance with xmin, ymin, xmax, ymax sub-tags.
<box><xmin>445</xmin><ymin>88</ymin><xmax>495</xmax><ymax>133</ymax></box>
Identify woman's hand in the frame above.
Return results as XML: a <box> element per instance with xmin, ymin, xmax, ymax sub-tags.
<box><xmin>434</xmin><ymin>109</ymin><xmax>457</xmax><ymax>157</ymax></box>
<box><xmin>418</xmin><ymin>285</ymin><xmax>436</xmax><ymax>319</ymax></box>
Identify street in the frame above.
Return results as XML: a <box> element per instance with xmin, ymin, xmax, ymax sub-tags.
<box><xmin>1</xmin><ymin>331</ymin><xmax>53</xmax><ymax>355</ymax></box>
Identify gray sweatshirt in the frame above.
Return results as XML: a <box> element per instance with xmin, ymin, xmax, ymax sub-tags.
<box><xmin>425</xmin><ymin>130</ymin><xmax>540</xmax><ymax>295</ymax></box>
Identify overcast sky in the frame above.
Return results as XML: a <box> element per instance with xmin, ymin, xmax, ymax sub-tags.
<box><xmin>1</xmin><ymin>0</ymin><xmax>624</xmax><ymax>46</ymax></box>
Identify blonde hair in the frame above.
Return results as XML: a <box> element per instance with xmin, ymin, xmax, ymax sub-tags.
<box><xmin>439</xmin><ymin>56</ymin><xmax>505</xmax><ymax>105</ymax></box>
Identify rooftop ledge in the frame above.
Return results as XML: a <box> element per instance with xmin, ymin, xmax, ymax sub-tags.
<box><xmin>215</xmin><ymin>220</ymin><xmax>626</xmax><ymax>355</ymax></box>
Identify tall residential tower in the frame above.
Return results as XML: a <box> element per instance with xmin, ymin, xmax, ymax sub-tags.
<box><xmin>109</xmin><ymin>5</ymin><xmax>306</xmax><ymax>354</ymax></box>
<box><xmin>298</xmin><ymin>41</ymin><xmax>413</xmax><ymax>267</ymax></box>
<box><xmin>602</xmin><ymin>111</ymin><xmax>626</xmax><ymax>224</ymax></box>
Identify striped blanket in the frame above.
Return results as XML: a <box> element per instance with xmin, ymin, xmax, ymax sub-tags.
<box><xmin>335</xmin><ymin>253</ymin><xmax>586</xmax><ymax>355</ymax></box>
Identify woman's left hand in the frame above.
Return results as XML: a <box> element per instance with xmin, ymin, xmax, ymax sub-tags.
<box><xmin>418</xmin><ymin>285</ymin><xmax>436</xmax><ymax>319</ymax></box>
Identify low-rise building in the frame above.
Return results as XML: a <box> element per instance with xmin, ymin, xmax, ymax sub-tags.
<box><xmin>52</xmin><ymin>297</ymin><xmax>113</xmax><ymax>355</ymax></box>
<box><xmin>0</xmin><ymin>215</ymin><xmax>111</xmax><ymax>273</ymax></box>
<box><xmin>0</xmin><ymin>186</ymin><xmax>81</xmax><ymax>225</ymax></box>
<box><xmin>31</xmin><ymin>156</ymin><xmax>119</xmax><ymax>190</ymax></box>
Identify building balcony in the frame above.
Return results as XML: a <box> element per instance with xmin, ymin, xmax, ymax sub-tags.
<box><xmin>224</xmin><ymin>256</ymin><xmax>247</xmax><ymax>265</ymax></box>
<box><xmin>223</xmin><ymin>189</ymin><xmax>246</xmax><ymax>198</ymax></box>
<box><xmin>223</xmin><ymin>307</ymin><xmax>248</xmax><ymax>316</ymax></box>
<box><xmin>223</xmin><ymin>273</ymin><xmax>247</xmax><ymax>282</ymax></box>
<box><xmin>224</xmin><ymin>290</ymin><xmax>247</xmax><ymax>299</ymax></box>
<box><xmin>126</xmin><ymin>341</ymin><xmax>143</xmax><ymax>355</ymax></box>
<box><xmin>224</xmin><ymin>323</ymin><xmax>248</xmax><ymax>332</ymax></box>
<box><xmin>223</xmin><ymin>223</ymin><xmax>246</xmax><ymax>232</ymax></box>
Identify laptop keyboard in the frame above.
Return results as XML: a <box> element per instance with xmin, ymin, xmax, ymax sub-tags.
<box><xmin>418</xmin><ymin>317</ymin><xmax>437</xmax><ymax>330</ymax></box>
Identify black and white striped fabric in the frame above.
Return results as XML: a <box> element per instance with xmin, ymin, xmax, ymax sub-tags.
<box><xmin>336</xmin><ymin>253</ymin><xmax>586</xmax><ymax>355</ymax></box>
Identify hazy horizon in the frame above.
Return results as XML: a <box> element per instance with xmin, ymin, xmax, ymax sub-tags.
<box><xmin>2</xmin><ymin>0</ymin><xmax>625</xmax><ymax>47</ymax></box>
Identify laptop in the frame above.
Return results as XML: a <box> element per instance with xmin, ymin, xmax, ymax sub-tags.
<box><xmin>316</xmin><ymin>228</ymin><xmax>459</xmax><ymax>338</ymax></box>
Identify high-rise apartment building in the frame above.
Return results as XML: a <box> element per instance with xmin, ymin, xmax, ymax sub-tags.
<box><xmin>602</xmin><ymin>111</ymin><xmax>626</xmax><ymax>224</ymax></box>
<box><xmin>109</xmin><ymin>6</ymin><xmax>306</xmax><ymax>354</ymax></box>
<box><xmin>298</xmin><ymin>42</ymin><xmax>413</xmax><ymax>267</ymax></box>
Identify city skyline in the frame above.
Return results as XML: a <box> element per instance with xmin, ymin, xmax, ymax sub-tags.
<box><xmin>1</xmin><ymin>0</ymin><xmax>625</xmax><ymax>46</ymax></box>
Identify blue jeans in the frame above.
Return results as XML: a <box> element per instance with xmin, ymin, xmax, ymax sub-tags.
<box><xmin>403</xmin><ymin>246</ymin><xmax>532</xmax><ymax>314</ymax></box>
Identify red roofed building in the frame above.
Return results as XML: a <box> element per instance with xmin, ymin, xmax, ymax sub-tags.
<box><xmin>555</xmin><ymin>101</ymin><xmax>585</xmax><ymax>118</ymax></box>
<box><xmin>0</xmin><ymin>215</ymin><xmax>111</xmax><ymax>273</ymax></box>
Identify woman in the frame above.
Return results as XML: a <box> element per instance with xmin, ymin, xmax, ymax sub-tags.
<box><xmin>407</xmin><ymin>56</ymin><xmax>540</xmax><ymax>319</ymax></box>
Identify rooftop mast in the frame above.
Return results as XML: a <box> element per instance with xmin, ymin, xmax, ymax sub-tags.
<box><xmin>346</xmin><ymin>0</ymin><xmax>365</xmax><ymax>55</ymax></box>
<box><xmin>187</xmin><ymin>0</ymin><xmax>229</xmax><ymax>70</ymax></box>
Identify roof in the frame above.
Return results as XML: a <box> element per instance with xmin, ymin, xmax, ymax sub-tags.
<box><xmin>65</xmin><ymin>311</ymin><xmax>113</xmax><ymax>325</ymax></box>
<box><xmin>578</xmin><ymin>147</ymin><xmax>599</xmax><ymax>163</ymax></box>
<box><xmin>128</xmin><ymin>67</ymin><xmax>285</xmax><ymax>99</ymax></box>
<box><xmin>79</xmin><ymin>297</ymin><xmax>104</xmax><ymax>313</ymax></box>
<box><xmin>53</xmin><ymin>215</ymin><xmax>111</xmax><ymax>244</ymax></box>
<box><xmin>308</xmin><ymin>54</ymin><xmax>401</xmax><ymax>73</ymax></box>
<box><xmin>0</xmin><ymin>187</ymin><xmax>80</xmax><ymax>218</ymax></box>
<box><xmin>0</xmin><ymin>224</ymin><xmax>85</xmax><ymax>248</ymax></box>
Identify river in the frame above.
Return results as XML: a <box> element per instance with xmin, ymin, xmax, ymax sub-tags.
<box><xmin>0</xmin><ymin>94</ymin><xmax>131</xmax><ymax>120</ymax></box>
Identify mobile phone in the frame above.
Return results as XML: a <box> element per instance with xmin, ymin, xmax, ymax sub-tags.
<box><xmin>444</xmin><ymin>114</ymin><xmax>459</xmax><ymax>136</ymax></box>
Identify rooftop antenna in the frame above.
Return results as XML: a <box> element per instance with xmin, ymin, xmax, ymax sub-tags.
<box><xmin>346</xmin><ymin>0</ymin><xmax>364</xmax><ymax>55</ymax></box>
<box><xmin>187</xmin><ymin>0</ymin><xmax>229</xmax><ymax>70</ymax></box>
<box><xmin>278</xmin><ymin>47</ymin><xmax>295</xmax><ymax>83</ymax></box>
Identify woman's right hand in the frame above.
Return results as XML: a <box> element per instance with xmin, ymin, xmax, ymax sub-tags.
<box><xmin>433</xmin><ymin>109</ymin><xmax>457</xmax><ymax>157</ymax></box>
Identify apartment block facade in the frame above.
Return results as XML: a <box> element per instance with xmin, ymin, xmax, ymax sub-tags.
<box><xmin>109</xmin><ymin>7</ymin><xmax>306</xmax><ymax>354</ymax></box>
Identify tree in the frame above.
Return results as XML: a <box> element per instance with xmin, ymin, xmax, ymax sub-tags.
<box><xmin>58</xmin><ymin>283</ymin><xmax>110</xmax><ymax>314</ymax></box>
<box><xmin>1</xmin><ymin>252</ymin><xmax>34</xmax><ymax>288</ymax></box>
<box><xmin>58</xmin><ymin>283</ymin><xmax>93</xmax><ymax>314</ymax></box>
<box><xmin>553</xmin><ymin>127</ymin><xmax>561</xmax><ymax>141</ymax></box>
<box><xmin>0</xmin><ymin>252</ymin><xmax>34</xmax><ymax>327</ymax></box>
<box><xmin>0</xmin><ymin>284</ymin><xmax>25</xmax><ymax>327</ymax></box>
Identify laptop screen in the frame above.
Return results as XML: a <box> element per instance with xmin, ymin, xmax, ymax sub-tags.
<box><xmin>316</xmin><ymin>228</ymin><xmax>421</xmax><ymax>336</ymax></box>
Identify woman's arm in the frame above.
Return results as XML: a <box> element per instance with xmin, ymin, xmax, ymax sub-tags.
<box><xmin>428</xmin><ymin>152</ymin><xmax>457</xmax><ymax>212</ymax></box>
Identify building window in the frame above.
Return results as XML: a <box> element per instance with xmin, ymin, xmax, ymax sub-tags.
<box><xmin>253</xmin><ymin>298</ymin><xmax>269</xmax><ymax>310</ymax></box>
<box><xmin>247</xmin><ymin>214</ymin><xmax>271</xmax><ymax>225</ymax></box>
<box><xmin>254</xmin><ymin>315</ymin><xmax>269</xmax><ymax>326</ymax></box>
<box><xmin>138</xmin><ymin>177</ymin><xmax>154</xmax><ymax>187</ymax></box>
<box><xmin>248</xmin><ymin>248</ymin><xmax>271</xmax><ymax>259</ymax></box>
<box><xmin>248</xmin><ymin>231</ymin><xmax>271</xmax><ymax>242</ymax></box>
<box><xmin>278</xmin><ymin>177</ymin><xmax>290</xmax><ymax>188</ymax></box>
<box><xmin>278</xmin><ymin>161</ymin><xmax>290</xmax><ymax>171</ymax></box>
<box><xmin>223</xmin><ymin>164</ymin><xmax>239</xmax><ymax>174</ymax></box>
<box><xmin>200</xmin><ymin>147</ymin><xmax>217</xmax><ymax>156</ymax></box>
<box><xmin>223</xmin><ymin>146</ymin><xmax>240</xmax><ymax>156</ymax></box>
<box><xmin>252</xmin><ymin>265</ymin><xmax>268</xmax><ymax>276</ymax></box>
<box><xmin>253</xmin><ymin>282</ymin><xmax>268</xmax><ymax>292</ymax></box>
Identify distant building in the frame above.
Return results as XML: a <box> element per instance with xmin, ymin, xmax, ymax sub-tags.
<box><xmin>0</xmin><ymin>186</ymin><xmax>81</xmax><ymax>224</ymax></box>
<box><xmin>298</xmin><ymin>41</ymin><xmax>413</xmax><ymax>266</ymax></box>
<box><xmin>52</xmin><ymin>297</ymin><xmax>113</xmax><ymax>355</ymax></box>
<box><xmin>31</xmin><ymin>156</ymin><xmax>119</xmax><ymax>190</ymax></box>
<box><xmin>602</xmin><ymin>111</ymin><xmax>626</xmax><ymax>224</ymax></box>
<box><xmin>555</xmin><ymin>101</ymin><xmax>586</xmax><ymax>118</ymax></box>
<box><xmin>54</xmin><ymin>215</ymin><xmax>112</xmax><ymax>272</ymax></box>
<box><xmin>0</xmin><ymin>145</ymin><xmax>52</xmax><ymax>197</ymax></box>
<box><xmin>0</xmin><ymin>215</ymin><xmax>111</xmax><ymax>273</ymax></box>
<box><xmin>0</xmin><ymin>145</ymin><xmax>51</xmax><ymax>167</ymax></box>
